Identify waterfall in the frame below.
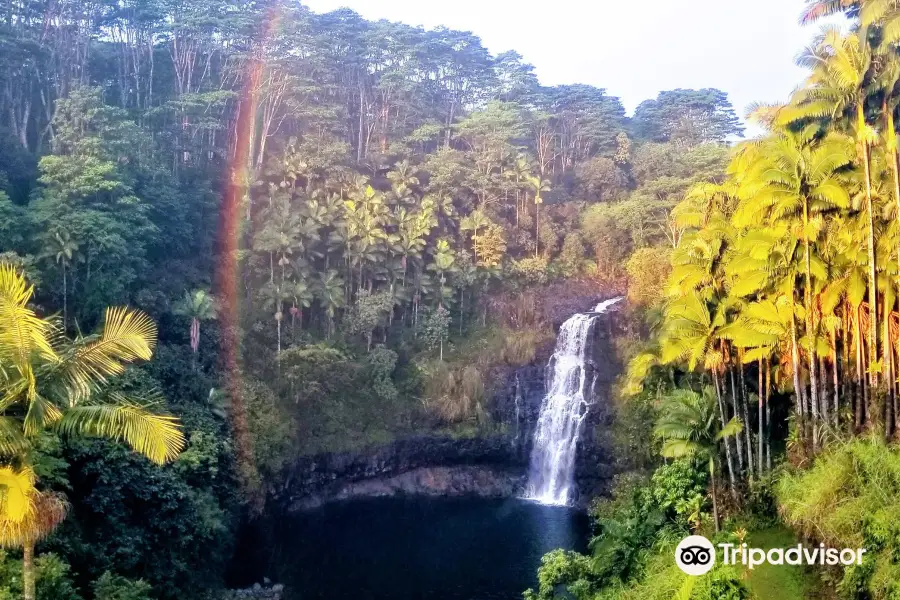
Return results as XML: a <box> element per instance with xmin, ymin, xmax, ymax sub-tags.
<box><xmin>525</xmin><ymin>298</ymin><xmax>620</xmax><ymax>505</ymax></box>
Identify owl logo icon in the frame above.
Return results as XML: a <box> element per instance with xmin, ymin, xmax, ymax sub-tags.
<box><xmin>675</xmin><ymin>535</ymin><xmax>715</xmax><ymax>575</ymax></box>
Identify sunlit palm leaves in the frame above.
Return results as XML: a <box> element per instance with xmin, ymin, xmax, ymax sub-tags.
<box><xmin>0</xmin><ymin>264</ymin><xmax>183</xmax><ymax>465</ymax></box>
<box><xmin>57</xmin><ymin>392</ymin><xmax>184</xmax><ymax>465</ymax></box>
<box><xmin>56</xmin><ymin>306</ymin><xmax>157</xmax><ymax>404</ymax></box>
<box><xmin>0</xmin><ymin>264</ymin><xmax>57</xmax><ymax>406</ymax></box>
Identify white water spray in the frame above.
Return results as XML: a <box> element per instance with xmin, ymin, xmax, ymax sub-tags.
<box><xmin>525</xmin><ymin>298</ymin><xmax>620</xmax><ymax>505</ymax></box>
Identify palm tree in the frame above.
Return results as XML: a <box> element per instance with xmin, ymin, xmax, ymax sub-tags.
<box><xmin>173</xmin><ymin>290</ymin><xmax>218</xmax><ymax>366</ymax></box>
<box><xmin>509</xmin><ymin>154</ymin><xmax>531</xmax><ymax>227</ymax></box>
<box><xmin>872</xmin><ymin>52</ymin><xmax>900</xmax><ymax>414</ymax></box>
<box><xmin>784</xmin><ymin>30</ymin><xmax>880</xmax><ymax>388</ymax></box>
<box><xmin>288</xmin><ymin>279</ymin><xmax>314</xmax><ymax>335</ymax></box>
<box><xmin>459</xmin><ymin>209</ymin><xmax>491</xmax><ymax>265</ymax></box>
<box><xmin>0</xmin><ymin>263</ymin><xmax>185</xmax><ymax>599</ymax></box>
<box><xmin>654</xmin><ymin>388</ymin><xmax>743</xmax><ymax>532</ymax></box>
<box><xmin>736</xmin><ymin>125</ymin><xmax>855</xmax><ymax>447</ymax></box>
<box><xmin>260</xmin><ymin>282</ymin><xmax>292</xmax><ymax>355</ymax></box>
<box><xmin>317</xmin><ymin>270</ymin><xmax>345</xmax><ymax>339</ymax></box>
<box><xmin>658</xmin><ymin>292</ymin><xmax>741</xmax><ymax>494</ymax></box>
<box><xmin>42</xmin><ymin>230</ymin><xmax>78</xmax><ymax>329</ymax></box>
<box><xmin>427</xmin><ymin>239</ymin><xmax>457</xmax><ymax>310</ymax></box>
<box><xmin>724</xmin><ymin>292</ymin><xmax>795</xmax><ymax>472</ymax></box>
<box><xmin>526</xmin><ymin>174</ymin><xmax>550</xmax><ymax>257</ymax></box>
<box><xmin>800</xmin><ymin>0</ymin><xmax>860</xmax><ymax>24</ymax></box>
<box><xmin>860</xmin><ymin>0</ymin><xmax>900</xmax><ymax>49</ymax></box>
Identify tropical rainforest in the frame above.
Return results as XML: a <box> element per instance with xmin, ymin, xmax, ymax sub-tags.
<box><xmin>3</xmin><ymin>0</ymin><xmax>900</xmax><ymax>598</ymax></box>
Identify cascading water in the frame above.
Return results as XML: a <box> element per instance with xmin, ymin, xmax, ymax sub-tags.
<box><xmin>525</xmin><ymin>297</ymin><xmax>621</xmax><ymax>505</ymax></box>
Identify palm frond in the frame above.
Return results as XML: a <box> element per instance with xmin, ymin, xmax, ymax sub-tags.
<box><xmin>0</xmin><ymin>466</ymin><xmax>35</xmax><ymax>524</ymax></box>
<box><xmin>56</xmin><ymin>394</ymin><xmax>185</xmax><ymax>464</ymax></box>
<box><xmin>0</xmin><ymin>418</ymin><xmax>28</xmax><ymax>458</ymax></box>
<box><xmin>57</xmin><ymin>307</ymin><xmax>157</xmax><ymax>403</ymax></box>
<box><xmin>660</xmin><ymin>439</ymin><xmax>703</xmax><ymax>459</ymax></box>
<box><xmin>716</xmin><ymin>417</ymin><xmax>744</xmax><ymax>441</ymax></box>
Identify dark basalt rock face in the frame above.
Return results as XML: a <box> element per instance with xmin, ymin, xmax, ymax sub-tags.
<box><xmin>280</xmin><ymin>299</ymin><xmax>622</xmax><ymax>509</ymax></box>
<box><xmin>279</xmin><ymin>435</ymin><xmax>528</xmax><ymax>509</ymax></box>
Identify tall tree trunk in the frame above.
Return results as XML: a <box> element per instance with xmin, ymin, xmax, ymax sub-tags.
<box><xmin>790</xmin><ymin>296</ymin><xmax>806</xmax><ymax>437</ymax></box>
<box><xmin>357</xmin><ymin>82</ymin><xmax>365</xmax><ymax>163</ymax></box>
<box><xmin>758</xmin><ymin>359</ymin><xmax>764</xmax><ymax>474</ymax></box>
<box><xmin>803</xmin><ymin>199</ymin><xmax>819</xmax><ymax>450</ymax></box>
<box><xmin>886</xmin><ymin>104</ymin><xmax>900</xmax><ymax>430</ymax></box>
<box><xmin>856</xmin><ymin>306</ymin><xmax>867</xmax><ymax>429</ymax></box>
<box><xmin>714</xmin><ymin>371</ymin><xmax>738</xmax><ymax>501</ymax></box>
<box><xmin>459</xmin><ymin>288</ymin><xmax>464</xmax><ymax>335</ymax></box>
<box><xmin>739</xmin><ymin>364</ymin><xmax>753</xmax><ymax>479</ymax></box>
<box><xmin>819</xmin><ymin>355</ymin><xmax>829</xmax><ymax>430</ymax></box>
<box><xmin>61</xmin><ymin>260</ymin><xmax>67</xmax><ymax>329</ymax></box>
<box><xmin>860</xmin><ymin>103</ymin><xmax>879</xmax><ymax>389</ymax></box>
<box><xmin>23</xmin><ymin>541</ymin><xmax>34</xmax><ymax>600</ymax></box>
<box><xmin>842</xmin><ymin>308</ymin><xmax>854</xmax><ymax>428</ymax></box>
<box><xmin>765</xmin><ymin>359</ymin><xmax>772</xmax><ymax>471</ymax></box>
<box><xmin>885</xmin><ymin>297</ymin><xmax>895</xmax><ymax>439</ymax></box>
<box><xmin>710</xmin><ymin>458</ymin><xmax>720</xmax><ymax>533</ymax></box>
<box><xmin>729</xmin><ymin>367</ymin><xmax>744</xmax><ymax>475</ymax></box>
<box><xmin>831</xmin><ymin>329</ymin><xmax>840</xmax><ymax>429</ymax></box>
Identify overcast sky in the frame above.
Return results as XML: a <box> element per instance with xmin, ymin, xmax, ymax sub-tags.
<box><xmin>301</xmin><ymin>0</ymin><xmax>847</xmax><ymax>129</ymax></box>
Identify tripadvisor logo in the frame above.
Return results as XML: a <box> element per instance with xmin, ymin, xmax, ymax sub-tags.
<box><xmin>675</xmin><ymin>535</ymin><xmax>867</xmax><ymax>575</ymax></box>
<box><xmin>675</xmin><ymin>536</ymin><xmax>716</xmax><ymax>575</ymax></box>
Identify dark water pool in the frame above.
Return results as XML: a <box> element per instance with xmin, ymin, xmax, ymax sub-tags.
<box><xmin>233</xmin><ymin>496</ymin><xmax>590</xmax><ymax>600</ymax></box>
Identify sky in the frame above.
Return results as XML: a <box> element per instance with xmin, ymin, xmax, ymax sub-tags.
<box><xmin>301</xmin><ymin>0</ymin><xmax>847</xmax><ymax>132</ymax></box>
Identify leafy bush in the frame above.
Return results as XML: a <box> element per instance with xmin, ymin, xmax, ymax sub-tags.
<box><xmin>93</xmin><ymin>572</ymin><xmax>153</xmax><ymax>600</ymax></box>
<box><xmin>367</xmin><ymin>345</ymin><xmax>399</xmax><ymax>402</ymax></box>
<box><xmin>558</xmin><ymin>232</ymin><xmax>586</xmax><ymax>277</ymax></box>
<box><xmin>593</xmin><ymin>545</ymin><xmax>749</xmax><ymax>600</ymax></box>
<box><xmin>649</xmin><ymin>460</ymin><xmax>708</xmax><ymax>527</ymax></box>
<box><xmin>51</xmin><ymin>436</ymin><xmax>234</xmax><ymax>600</ymax></box>
<box><xmin>524</xmin><ymin>550</ymin><xmax>595</xmax><ymax>600</ymax></box>
<box><xmin>0</xmin><ymin>552</ymin><xmax>81</xmax><ymax>600</ymax></box>
<box><xmin>511</xmin><ymin>256</ymin><xmax>550</xmax><ymax>285</ymax></box>
<box><xmin>421</xmin><ymin>361</ymin><xmax>485</xmax><ymax>424</ymax></box>
<box><xmin>273</xmin><ymin>344</ymin><xmax>415</xmax><ymax>454</ymax></box>
<box><xmin>498</xmin><ymin>326</ymin><xmax>553</xmax><ymax>365</ymax></box>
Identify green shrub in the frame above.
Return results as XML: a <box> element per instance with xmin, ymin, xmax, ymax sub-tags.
<box><xmin>649</xmin><ymin>460</ymin><xmax>708</xmax><ymax>528</ymax></box>
<box><xmin>93</xmin><ymin>572</ymin><xmax>153</xmax><ymax>600</ymax></box>
<box><xmin>0</xmin><ymin>552</ymin><xmax>81</xmax><ymax>600</ymax></box>
<box><xmin>524</xmin><ymin>549</ymin><xmax>595</xmax><ymax>600</ymax></box>
<box><xmin>593</xmin><ymin>542</ymin><xmax>749</xmax><ymax>600</ymax></box>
